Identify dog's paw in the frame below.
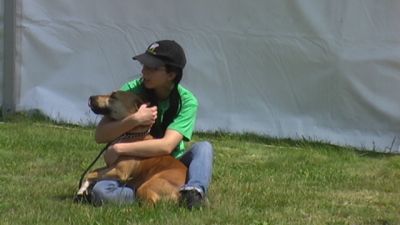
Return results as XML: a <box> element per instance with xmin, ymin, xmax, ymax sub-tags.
<box><xmin>77</xmin><ymin>180</ymin><xmax>91</xmax><ymax>195</ymax></box>
<box><xmin>73</xmin><ymin>192</ymin><xmax>92</xmax><ymax>204</ymax></box>
<box><xmin>74</xmin><ymin>180</ymin><xmax>94</xmax><ymax>204</ymax></box>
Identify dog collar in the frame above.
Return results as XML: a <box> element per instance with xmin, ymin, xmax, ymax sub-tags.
<box><xmin>120</xmin><ymin>130</ymin><xmax>150</xmax><ymax>140</ymax></box>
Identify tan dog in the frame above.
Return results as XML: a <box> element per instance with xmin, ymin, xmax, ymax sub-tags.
<box><xmin>77</xmin><ymin>90</ymin><xmax>187</xmax><ymax>205</ymax></box>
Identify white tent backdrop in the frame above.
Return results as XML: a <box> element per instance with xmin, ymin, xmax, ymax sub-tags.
<box><xmin>6</xmin><ymin>0</ymin><xmax>400</xmax><ymax>152</ymax></box>
<box><xmin>0</xmin><ymin>0</ymin><xmax>4</xmax><ymax>101</ymax></box>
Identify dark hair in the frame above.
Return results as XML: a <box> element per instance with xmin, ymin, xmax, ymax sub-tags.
<box><xmin>143</xmin><ymin>65</ymin><xmax>183</xmax><ymax>138</ymax></box>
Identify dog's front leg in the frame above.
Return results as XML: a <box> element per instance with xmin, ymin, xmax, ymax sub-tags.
<box><xmin>86</xmin><ymin>167</ymin><xmax>121</xmax><ymax>181</ymax></box>
<box><xmin>77</xmin><ymin>180</ymin><xmax>91</xmax><ymax>195</ymax></box>
<box><xmin>75</xmin><ymin>167</ymin><xmax>121</xmax><ymax>199</ymax></box>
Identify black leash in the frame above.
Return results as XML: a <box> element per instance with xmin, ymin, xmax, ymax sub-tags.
<box><xmin>78</xmin><ymin>142</ymin><xmax>111</xmax><ymax>189</ymax></box>
<box><xmin>77</xmin><ymin>130</ymin><xmax>150</xmax><ymax>189</ymax></box>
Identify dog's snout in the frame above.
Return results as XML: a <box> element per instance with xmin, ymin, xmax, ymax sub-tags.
<box><xmin>88</xmin><ymin>95</ymin><xmax>111</xmax><ymax>115</ymax></box>
<box><xmin>88</xmin><ymin>96</ymin><xmax>95</xmax><ymax>108</ymax></box>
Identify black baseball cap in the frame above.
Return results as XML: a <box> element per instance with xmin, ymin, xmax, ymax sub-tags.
<box><xmin>133</xmin><ymin>40</ymin><xmax>186</xmax><ymax>69</ymax></box>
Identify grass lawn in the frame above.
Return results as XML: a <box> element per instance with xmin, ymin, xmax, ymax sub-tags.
<box><xmin>0</xmin><ymin>112</ymin><xmax>399</xmax><ymax>225</ymax></box>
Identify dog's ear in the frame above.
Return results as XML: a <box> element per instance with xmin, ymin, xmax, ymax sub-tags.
<box><xmin>138</xmin><ymin>92</ymin><xmax>158</xmax><ymax>107</ymax></box>
<box><xmin>136</xmin><ymin>93</ymin><xmax>147</xmax><ymax>107</ymax></box>
<box><xmin>128</xmin><ymin>93</ymin><xmax>143</xmax><ymax>111</ymax></box>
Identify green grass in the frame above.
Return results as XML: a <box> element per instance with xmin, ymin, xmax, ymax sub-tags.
<box><xmin>1</xmin><ymin>112</ymin><xmax>400</xmax><ymax>225</ymax></box>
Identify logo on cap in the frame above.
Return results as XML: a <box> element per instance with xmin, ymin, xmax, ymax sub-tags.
<box><xmin>147</xmin><ymin>43</ymin><xmax>159</xmax><ymax>55</ymax></box>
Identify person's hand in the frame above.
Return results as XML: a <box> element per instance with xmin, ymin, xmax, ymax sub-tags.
<box><xmin>133</xmin><ymin>104</ymin><xmax>157</xmax><ymax>126</ymax></box>
<box><xmin>104</xmin><ymin>144</ymin><xmax>120</xmax><ymax>166</ymax></box>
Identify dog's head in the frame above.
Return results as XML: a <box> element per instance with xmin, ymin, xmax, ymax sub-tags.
<box><xmin>89</xmin><ymin>91</ymin><xmax>145</xmax><ymax>120</ymax></box>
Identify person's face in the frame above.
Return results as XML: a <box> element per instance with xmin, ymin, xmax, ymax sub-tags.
<box><xmin>141</xmin><ymin>65</ymin><xmax>175</xmax><ymax>89</ymax></box>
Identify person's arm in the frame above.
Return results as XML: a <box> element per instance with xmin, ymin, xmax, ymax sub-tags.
<box><xmin>95</xmin><ymin>104</ymin><xmax>157</xmax><ymax>143</ymax></box>
<box><xmin>103</xmin><ymin>129</ymin><xmax>183</xmax><ymax>165</ymax></box>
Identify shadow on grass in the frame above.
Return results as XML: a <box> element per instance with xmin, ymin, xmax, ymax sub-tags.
<box><xmin>355</xmin><ymin>150</ymin><xmax>397</xmax><ymax>159</ymax></box>
<box><xmin>0</xmin><ymin>108</ymin><xmax>97</xmax><ymax>128</ymax></box>
<box><xmin>52</xmin><ymin>193</ymin><xmax>96</xmax><ymax>207</ymax></box>
<box><xmin>52</xmin><ymin>194</ymin><xmax>76</xmax><ymax>202</ymax></box>
<box><xmin>195</xmin><ymin>130</ymin><xmax>399</xmax><ymax>158</ymax></box>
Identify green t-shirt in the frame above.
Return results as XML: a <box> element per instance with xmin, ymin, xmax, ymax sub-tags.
<box><xmin>120</xmin><ymin>78</ymin><xmax>198</xmax><ymax>159</ymax></box>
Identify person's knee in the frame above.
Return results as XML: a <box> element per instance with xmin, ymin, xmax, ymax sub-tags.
<box><xmin>91</xmin><ymin>180</ymin><xmax>118</xmax><ymax>202</ymax></box>
<box><xmin>91</xmin><ymin>180</ymin><xmax>135</xmax><ymax>205</ymax></box>
<box><xmin>92</xmin><ymin>180</ymin><xmax>117</xmax><ymax>192</ymax></box>
<box><xmin>192</xmin><ymin>141</ymin><xmax>213</xmax><ymax>157</ymax></box>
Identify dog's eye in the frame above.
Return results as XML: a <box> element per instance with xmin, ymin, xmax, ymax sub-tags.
<box><xmin>109</xmin><ymin>93</ymin><xmax>117</xmax><ymax>100</ymax></box>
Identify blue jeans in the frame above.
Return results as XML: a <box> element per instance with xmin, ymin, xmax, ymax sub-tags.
<box><xmin>91</xmin><ymin>141</ymin><xmax>213</xmax><ymax>205</ymax></box>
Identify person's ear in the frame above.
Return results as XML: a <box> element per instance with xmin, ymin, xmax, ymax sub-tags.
<box><xmin>167</xmin><ymin>71</ymin><xmax>176</xmax><ymax>81</ymax></box>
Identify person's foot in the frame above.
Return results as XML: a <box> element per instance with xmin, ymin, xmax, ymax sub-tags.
<box><xmin>179</xmin><ymin>187</ymin><xmax>204</xmax><ymax>209</ymax></box>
